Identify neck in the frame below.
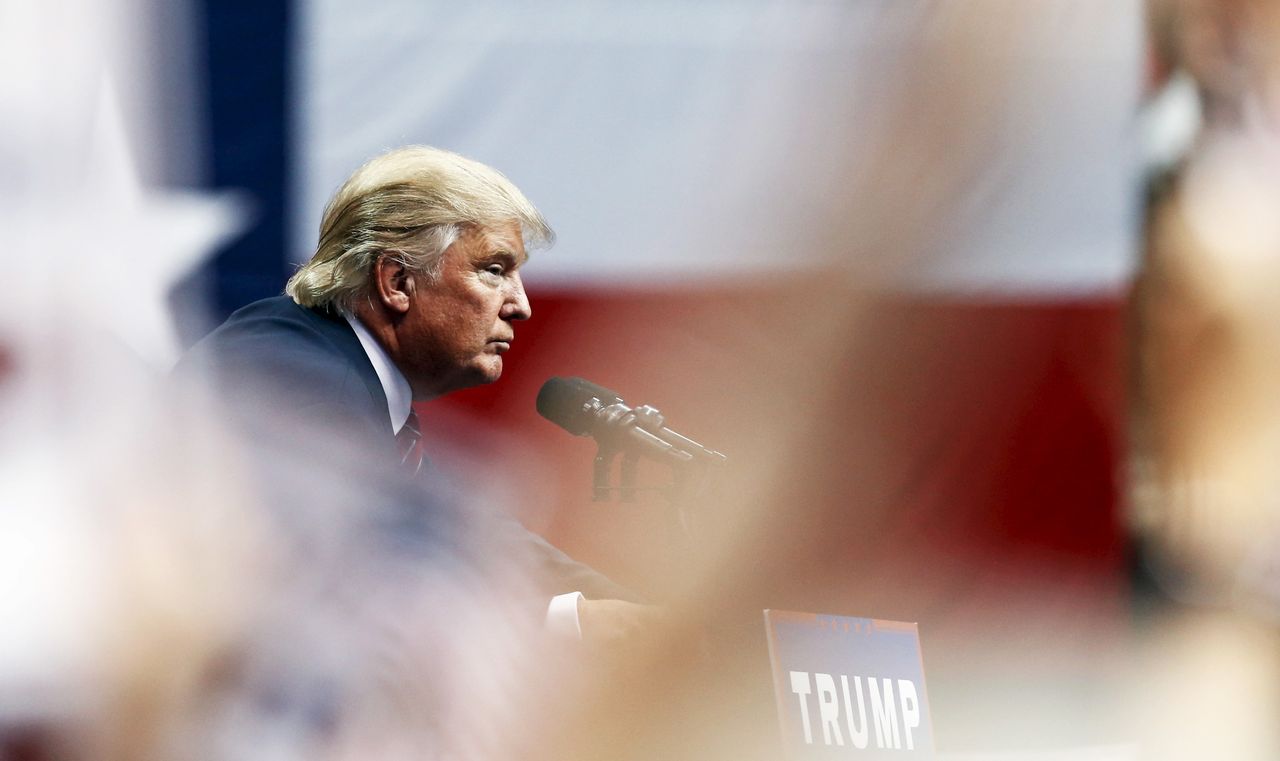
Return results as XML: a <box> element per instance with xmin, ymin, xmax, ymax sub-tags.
<box><xmin>351</xmin><ymin>302</ymin><xmax>447</xmax><ymax>402</ymax></box>
<box><xmin>353</xmin><ymin>301</ymin><xmax>399</xmax><ymax>358</ymax></box>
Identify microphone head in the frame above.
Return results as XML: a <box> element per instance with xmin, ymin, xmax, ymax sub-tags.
<box><xmin>536</xmin><ymin>377</ymin><xmax>623</xmax><ymax>436</ymax></box>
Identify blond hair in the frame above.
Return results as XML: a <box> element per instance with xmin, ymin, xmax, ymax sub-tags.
<box><xmin>287</xmin><ymin>145</ymin><xmax>554</xmax><ymax>310</ymax></box>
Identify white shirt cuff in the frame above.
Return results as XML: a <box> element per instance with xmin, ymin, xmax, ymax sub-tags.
<box><xmin>545</xmin><ymin>591</ymin><xmax>584</xmax><ymax>639</ymax></box>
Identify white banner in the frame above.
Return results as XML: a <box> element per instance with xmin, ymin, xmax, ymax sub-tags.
<box><xmin>297</xmin><ymin>0</ymin><xmax>1142</xmax><ymax>294</ymax></box>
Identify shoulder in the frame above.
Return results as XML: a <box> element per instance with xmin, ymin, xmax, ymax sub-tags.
<box><xmin>180</xmin><ymin>297</ymin><xmax>357</xmax><ymax>376</ymax></box>
<box><xmin>196</xmin><ymin>296</ymin><xmax>350</xmax><ymax>356</ymax></box>
<box><xmin>175</xmin><ymin>296</ymin><xmax>386</xmax><ymax>433</ymax></box>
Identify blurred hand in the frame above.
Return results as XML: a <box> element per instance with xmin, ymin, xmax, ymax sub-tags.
<box><xmin>577</xmin><ymin>598</ymin><xmax>675</xmax><ymax>655</ymax></box>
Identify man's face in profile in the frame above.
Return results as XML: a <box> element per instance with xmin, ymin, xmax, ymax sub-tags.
<box><xmin>398</xmin><ymin>220</ymin><xmax>531</xmax><ymax>399</ymax></box>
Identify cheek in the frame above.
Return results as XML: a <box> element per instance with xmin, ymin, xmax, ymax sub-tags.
<box><xmin>450</xmin><ymin>302</ymin><xmax>498</xmax><ymax>346</ymax></box>
<box><xmin>469</xmin><ymin>293</ymin><xmax>505</xmax><ymax>326</ymax></box>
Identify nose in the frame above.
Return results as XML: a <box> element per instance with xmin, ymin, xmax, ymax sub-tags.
<box><xmin>501</xmin><ymin>272</ymin><xmax>531</xmax><ymax>321</ymax></box>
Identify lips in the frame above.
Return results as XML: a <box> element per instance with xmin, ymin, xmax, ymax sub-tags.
<box><xmin>488</xmin><ymin>338</ymin><xmax>512</xmax><ymax>353</ymax></box>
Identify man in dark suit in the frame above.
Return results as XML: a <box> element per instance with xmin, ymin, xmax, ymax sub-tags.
<box><xmin>179</xmin><ymin>145</ymin><xmax>652</xmax><ymax>644</ymax></box>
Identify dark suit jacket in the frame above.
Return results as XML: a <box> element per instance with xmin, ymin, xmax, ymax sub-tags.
<box><xmin>176</xmin><ymin>295</ymin><xmax>633</xmax><ymax>602</ymax></box>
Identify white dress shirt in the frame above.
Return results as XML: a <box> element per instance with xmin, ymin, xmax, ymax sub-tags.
<box><xmin>343</xmin><ymin>310</ymin><xmax>413</xmax><ymax>434</ymax></box>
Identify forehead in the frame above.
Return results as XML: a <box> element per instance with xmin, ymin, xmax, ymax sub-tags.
<box><xmin>465</xmin><ymin>220</ymin><xmax>527</xmax><ymax>260</ymax></box>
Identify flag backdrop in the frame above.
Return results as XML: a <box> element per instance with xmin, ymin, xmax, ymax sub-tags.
<box><xmin>197</xmin><ymin>0</ymin><xmax>1142</xmax><ymax>743</ymax></box>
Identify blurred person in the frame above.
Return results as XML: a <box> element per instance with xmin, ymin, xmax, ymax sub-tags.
<box><xmin>0</xmin><ymin>0</ymin><xmax>660</xmax><ymax>754</ymax></box>
<box><xmin>1136</xmin><ymin>0</ymin><xmax>1280</xmax><ymax>603</ymax></box>
<box><xmin>1126</xmin><ymin>2</ymin><xmax>1280</xmax><ymax>758</ymax></box>
<box><xmin>177</xmin><ymin>145</ymin><xmax>663</xmax><ymax>648</ymax></box>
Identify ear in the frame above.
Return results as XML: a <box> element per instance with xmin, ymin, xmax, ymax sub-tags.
<box><xmin>373</xmin><ymin>255</ymin><xmax>414</xmax><ymax>315</ymax></box>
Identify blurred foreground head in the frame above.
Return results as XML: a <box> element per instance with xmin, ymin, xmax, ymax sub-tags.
<box><xmin>1149</xmin><ymin>0</ymin><xmax>1280</xmax><ymax>126</ymax></box>
<box><xmin>1138</xmin><ymin>0</ymin><xmax>1280</xmax><ymax>609</ymax></box>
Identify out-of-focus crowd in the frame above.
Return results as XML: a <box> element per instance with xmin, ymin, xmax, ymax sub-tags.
<box><xmin>3</xmin><ymin>1</ymin><xmax>1280</xmax><ymax>759</ymax></box>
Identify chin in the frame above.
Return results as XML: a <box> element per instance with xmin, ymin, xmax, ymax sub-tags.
<box><xmin>466</xmin><ymin>358</ymin><xmax>504</xmax><ymax>387</ymax></box>
<box><xmin>422</xmin><ymin>360</ymin><xmax>504</xmax><ymax>398</ymax></box>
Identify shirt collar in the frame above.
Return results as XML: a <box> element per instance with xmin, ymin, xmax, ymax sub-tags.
<box><xmin>341</xmin><ymin>310</ymin><xmax>414</xmax><ymax>434</ymax></box>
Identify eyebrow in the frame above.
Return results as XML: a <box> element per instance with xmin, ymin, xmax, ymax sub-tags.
<box><xmin>492</xmin><ymin>248</ymin><xmax>528</xmax><ymax>266</ymax></box>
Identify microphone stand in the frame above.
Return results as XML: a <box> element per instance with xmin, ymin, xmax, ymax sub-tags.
<box><xmin>589</xmin><ymin>405</ymin><xmax>727</xmax><ymax>577</ymax></box>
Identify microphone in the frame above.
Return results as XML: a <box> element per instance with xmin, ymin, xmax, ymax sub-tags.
<box><xmin>536</xmin><ymin>376</ymin><xmax>727</xmax><ymax>467</ymax></box>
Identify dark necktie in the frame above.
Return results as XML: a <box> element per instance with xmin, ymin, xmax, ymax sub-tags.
<box><xmin>396</xmin><ymin>409</ymin><xmax>425</xmax><ymax>476</ymax></box>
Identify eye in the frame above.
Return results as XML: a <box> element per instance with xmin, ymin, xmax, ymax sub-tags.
<box><xmin>484</xmin><ymin>263</ymin><xmax>505</xmax><ymax>277</ymax></box>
